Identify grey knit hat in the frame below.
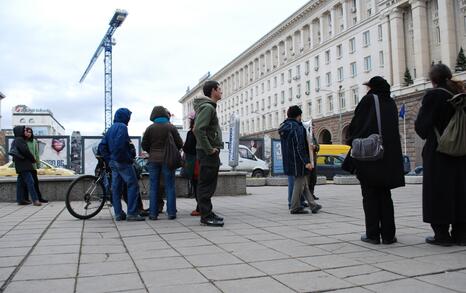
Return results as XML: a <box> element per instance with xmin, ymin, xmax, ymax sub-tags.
<box><xmin>150</xmin><ymin>106</ymin><xmax>169</xmax><ymax>121</ymax></box>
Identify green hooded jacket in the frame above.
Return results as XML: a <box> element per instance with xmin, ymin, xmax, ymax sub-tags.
<box><xmin>26</xmin><ymin>139</ymin><xmax>40</xmax><ymax>169</ymax></box>
<box><xmin>193</xmin><ymin>96</ymin><xmax>223</xmax><ymax>154</ymax></box>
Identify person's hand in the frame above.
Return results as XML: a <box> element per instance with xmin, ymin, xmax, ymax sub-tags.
<box><xmin>305</xmin><ymin>163</ymin><xmax>313</xmax><ymax>170</ymax></box>
<box><xmin>210</xmin><ymin>148</ymin><xmax>219</xmax><ymax>155</ymax></box>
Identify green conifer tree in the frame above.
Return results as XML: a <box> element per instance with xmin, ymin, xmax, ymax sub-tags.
<box><xmin>404</xmin><ymin>68</ymin><xmax>413</xmax><ymax>86</ymax></box>
<box><xmin>455</xmin><ymin>47</ymin><xmax>466</xmax><ymax>72</ymax></box>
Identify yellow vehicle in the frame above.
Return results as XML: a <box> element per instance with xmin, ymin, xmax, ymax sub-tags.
<box><xmin>0</xmin><ymin>161</ymin><xmax>75</xmax><ymax>177</ymax></box>
<box><xmin>317</xmin><ymin>144</ymin><xmax>350</xmax><ymax>156</ymax></box>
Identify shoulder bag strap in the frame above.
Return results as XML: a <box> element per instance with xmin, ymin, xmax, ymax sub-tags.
<box><xmin>373</xmin><ymin>94</ymin><xmax>382</xmax><ymax>137</ymax></box>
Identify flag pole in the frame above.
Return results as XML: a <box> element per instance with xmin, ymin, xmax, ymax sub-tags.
<box><xmin>403</xmin><ymin>112</ymin><xmax>407</xmax><ymax>155</ymax></box>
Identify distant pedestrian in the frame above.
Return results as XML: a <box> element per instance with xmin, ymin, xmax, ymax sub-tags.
<box><xmin>415</xmin><ymin>64</ymin><xmax>466</xmax><ymax>246</ymax></box>
<box><xmin>101</xmin><ymin>108</ymin><xmax>145</xmax><ymax>221</ymax></box>
<box><xmin>182</xmin><ymin>113</ymin><xmax>201</xmax><ymax>216</ymax></box>
<box><xmin>343</xmin><ymin>76</ymin><xmax>404</xmax><ymax>245</ymax></box>
<box><xmin>24</xmin><ymin>127</ymin><xmax>48</xmax><ymax>203</ymax></box>
<box><xmin>142</xmin><ymin>106</ymin><xmax>183</xmax><ymax>220</ymax></box>
<box><xmin>279</xmin><ymin>105</ymin><xmax>322</xmax><ymax>215</ymax></box>
<box><xmin>193</xmin><ymin>80</ymin><xmax>225</xmax><ymax>227</ymax></box>
<box><xmin>11</xmin><ymin>126</ymin><xmax>41</xmax><ymax>206</ymax></box>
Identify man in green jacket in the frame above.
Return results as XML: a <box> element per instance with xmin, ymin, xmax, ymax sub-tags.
<box><xmin>193</xmin><ymin>80</ymin><xmax>224</xmax><ymax>227</ymax></box>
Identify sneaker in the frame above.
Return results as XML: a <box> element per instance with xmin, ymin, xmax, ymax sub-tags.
<box><xmin>302</xmin><ymin>202</ymin><xmax>310</xmax><ymax>208</ymax></box>
<box><xmin>190</xmin><ymin>210</ymin><xmax>200</xmax><ymax>216</ymax></box>
<box><xmin>139</xmin><ymin>210</ymin><xmax>149</xmax><ymax>217</ymax></box>
<box><xmin>39</xmin><ymin>199</ymin><xmax>49</xmax><ymax>203</ymax></box>
<box><xmin>200</xmin><ymin>215</ymin><xmax>224</xmax><ymax>227</ymax></box>
<box><xmin>115</xmin><ymin>212</ymin><xmax>127</xmax><ymax>221</ymax></box>
<box><xmin>313</xmin><ymin>194</ymin><xmax>319</xmax><ymax>200</ymax></box>
<box><xmin>290</xmin><ymin>208</ymin><xmax>309</xmax><ymax>214</ymax></box>
<box><xmin>168</xmin><ymin>215</ymin><xmax>176</xmax><ymax>220</ymax></box>
<box><xmin>425</xmin><ymin>236</ymin><xmax>453</xmax><ymax>247</ymax></box>
<box><xmin>382</xmin><ymin>237</ymin><xmax>398</xmax><ymax>245</ymax></box>
<box><xmin>148</xmin><ymin>215</ymin><xmax>158</xmax><ymax>220</ymax></box>
<box><xmin>126</xmin><ymin>215</ymin><xmax>146</xmax><ymax>221</ymax></box>
<box><xmin>32</xmin><ymin>201</ymin><xmax>42</xmax><ymax>206</ymax></box>
<box><xmin>17</xmin><ymin>201</ymin><xmax>31</xmax><ymax>205</ymax></box>
<box><xmin>361</xmin><ymin>234</ymin><xmax>380</xmax><ymax>245</ymax></box>
<box><xmin>311</xmin><ymin>204</ymin><xmax>322</xmax><ymax>214</ymax></box>
<box><xmin>212</xmin><ymin>212</ymin><xmax>223</xmax><ymax>221</ymax></box>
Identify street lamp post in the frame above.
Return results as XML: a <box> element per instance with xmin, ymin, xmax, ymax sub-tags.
<box><xmin>318</xmin><ymin>85</ymin><xmax>344</xmax><ymax>144</ymax></box>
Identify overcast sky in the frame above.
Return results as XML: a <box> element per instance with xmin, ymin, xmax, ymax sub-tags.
<box><xmin>0</xmin><ymin>0</ymin><xmax>309</xmax><ymax>136</ymax></box>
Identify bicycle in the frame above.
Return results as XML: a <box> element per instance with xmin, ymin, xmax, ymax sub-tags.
<box><xmin>65</xmin><ymin>156</ymin><xmax>111</xmax><ymax>219</ymax></box>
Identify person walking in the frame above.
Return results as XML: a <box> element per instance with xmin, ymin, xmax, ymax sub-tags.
<box><xmin>415</xmin><ymin>64</ymin><xmax>466</xmax><ymax>246</ymax></box>
<box><xmin>11</xmin><ymin>126</ymin><xmax>41</xmax><ymax>206</ymax></box>
<box><xmin>182</xmin><ymin>114</ymin><xmax>201</xmax><ymax>216</ymax></box>
<box><xmin>343</xmin><ymin>76</ymin><xmax>404</xmax><ymax>245</ymax></box>
<box><xmin>193</xmin><ymin>80</ymin><xmax>225</xmax><ymax>227</ymax></box>
<box><xmin>102</xmin><ymin>108</ymin><xmax>145</xmax><ymax>221</ymax></box>
<box><xmin>279</xmin><ymin>105</ymin><xmax>322</xmax><ymax>215</ymax></box>
<box><xmin>24</xmin><ymin>127</ymin><xmax>48</xmax><ymax>203</ymax></box>
<box><xmin>142</xmin><ymin>106</ymin><xmax>183</xmax><ymax>220</ymax></box>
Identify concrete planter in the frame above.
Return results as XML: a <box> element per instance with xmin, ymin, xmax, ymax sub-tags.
<box><xmin>333</xmin><ymin>175</ymin><xmax>360</xmax><ymax>185</ymax></box>
<box><xmin>246</xmin><ymin>178</ymin><xmax>266</xmax><ymax>186</ymax></box>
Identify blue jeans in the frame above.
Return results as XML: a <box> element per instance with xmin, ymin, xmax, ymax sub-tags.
<box><xmin>147</xmin><ymin>162</ymin><xmax>176</xmax><ymax>217</ymax></box>
<box><xmin>16</xmin><ymin>171</ymin><xmax>38</xmax><ymax>202</ymax></box>
<box><xmin>287</xmin><ymin>176</ymin><xmax>305</xmax><ymax>209</ymax></box>
<box><xmin>109</xmin><ymin>161</ymin><xmax>140</xmax><ymax>217</ymax></box>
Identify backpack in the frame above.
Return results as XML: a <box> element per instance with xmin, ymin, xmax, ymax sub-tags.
<box><xmin>434</xmin><ymin>88</ymin><xmax>466</xmax><ymax>157</ymax></box>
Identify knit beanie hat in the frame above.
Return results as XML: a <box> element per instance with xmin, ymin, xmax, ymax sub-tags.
<box><xmin>150</xmin><ymin>106</ymin><xmax>169</xmax><ymax>121</ymax></box>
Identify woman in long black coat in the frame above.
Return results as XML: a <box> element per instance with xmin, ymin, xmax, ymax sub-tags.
<box><xmin>343</xmin><ymin>76</ymin><xmax>405</xmax><ymax>245</ymax></box>
<box><xmin>415</xmin><ymin>64</ymin><xmax>466</xmax><ymax>246</ymax></box>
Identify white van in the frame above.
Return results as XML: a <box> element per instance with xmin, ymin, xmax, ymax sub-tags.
<box><xmin>219</xmin><ymin>145</ymin><xmax>269</xmax><ymax>177</ymax></box>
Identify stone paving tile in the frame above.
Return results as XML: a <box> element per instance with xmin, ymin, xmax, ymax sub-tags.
<box><xmin>78</xmin><ymin>260</ymin><xmax>137</xmax><ymax>277</ymax></box>
<box><xmin>197</xmin><ymin>263</ymin><xmax>266</xmax><ymax>281</ymax></box>
<box><xmin>185</xmin><ymin>252</ymin><xmax>244</xmax><ymax>267</ymax></box>
<box><xmin>79</xmin><ymin>252</ymin><xmax>131</xmax><ymax>264</ymax></box>
<box><xmin>134</xmin><ymin>256</ymin><xmax>193</xmax><ymax>272</ymax></box>
<box><xmin>275</xmin><ymin>271</ymin><xmax>354</xmax><ymax>292</ymax></box>
<box><xmin>0</xmin><ymin>256</ymin><xmax>23</xmax><ymax>268</ymax></box>
<box><xmin>13</xmin><ymin>263</ymin><xmax>76</xmax><ymax>281</ymax></box>
<box><xmin>250</xmin><ymin>258</ymin><xmax>319</xmax><ymax>275</ymax></box>
<box><xmin>129</xmin><ymin>248</ymin><xmax>180</xmax><ymax>260</ymax></box>
<box><xmin>141</xmin><ymin>268</ymin><xmax>207</xmax><ymax>288</ymax></box>
<box><xmin>4</xmin><ymin>278</ymin><xmax>75</xmax><ymax>293</ymax></box>
<box><xmin>416</xmin><ymin>271</ymin><xmax>466</xmax><ymax>292</ymax></box>
<box><xmin>149</xmin><ymin>283</ymin><xmax>221</xmax><ymax>293</ymax></box>
<box><xmin>215</xmin><ymin>276</ymin><xmax>295</xmax><ymax>293</ymax></box>
<box><xmin>326</xmin><ymin>288</ymin><xmax>374</xmax><ymax>293</ymax></box>
<box><xmin>23</xmin><ymin>253</ymin><xmax>79</xmax><ymax>266</ymax></box>
<box><xmin>373</xmin><ymin>258</ymin><xmax>451</xmax><ymax>277</ymax></box>
<box><xmin>0</xmin><ymin>266</ymin><xmax>15</xmax><ymax>282</ymax></box>
<box><xmin>232</xmin><ymin>247</ymin><xmax>289</xmax><ymax>262</ymax></box>
<box><xmin>414</xmin><ymin>251</ymin><xmax>466</xmax><ymax>270</ymax></box>
<box><xmin>363</xmin><ymin>278</ymin><xmax>457</xmax><ymax>293</ymax></box>
<box><xmin>175</xmin><ymin>244</ymin><xmax>225</xmax><ymax>256</ymax></box>
<box><xmin>76</xmin><ymin>273</ymin><xmax>145</xmax><ymax>293</ymax></box>
<box><xmin>299</xmin><ymin>254</ymin><xmax>363</xmax><ymax>269</ymax></box>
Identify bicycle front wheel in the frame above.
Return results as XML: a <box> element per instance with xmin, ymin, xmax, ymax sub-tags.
<box><xmin>65</xmin><ymin>175</ymin><xmax>107</xmax><ymax>219</ymax></box>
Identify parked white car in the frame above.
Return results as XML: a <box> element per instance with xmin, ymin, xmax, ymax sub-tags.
<box><xmin>219</xmin><ymin>145</ymin><xmax>269</xmax><ymax>177</ymax></box>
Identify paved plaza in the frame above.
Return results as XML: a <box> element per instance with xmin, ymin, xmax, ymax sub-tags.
<box><xmin>0</xmin><ymin>184</ymin><xmax>465</xmax><ymax>293</ymax></box>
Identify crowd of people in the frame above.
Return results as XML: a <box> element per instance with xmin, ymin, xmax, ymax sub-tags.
<box><xmin>10</xmin><ymin>64</ymin><xmax>466</xmax><ymax>244</ymax></box>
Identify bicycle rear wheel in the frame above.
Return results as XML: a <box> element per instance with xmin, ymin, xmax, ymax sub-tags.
<box><xmin>65</xmin><ymin>175</ymin><xmax>107</xmax><ymax>219</ymax></box>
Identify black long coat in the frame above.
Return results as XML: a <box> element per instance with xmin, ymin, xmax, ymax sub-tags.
<box><xmin>12</xmin><ymin>126</ymin><xmax>36</xmax><ymax>173</ymax></box>
<box><xmin>344</xmin><ymin>90</ymin><xmax>405</xmax><ymax>189</ymax></box>
<box><xmin>415</xmin><ymin>87</ymin><xmax>466</xmax><ymax>224</ymax></box>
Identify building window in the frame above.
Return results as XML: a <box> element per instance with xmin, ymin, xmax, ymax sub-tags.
<box><xmin>336</xmin><ymin>44</ymin><xmax>342</xmax><ymax>59</ymax></box>
<box><xmin>246</xmin><ymin>105</ymin><xmax>249</xmax><ymax>114</ymax></box>
<box><xmin>261</xmin><ymin>99</ymin><xmax>265</xmax><ymax>110</ymax></box>
<box><xmin>256</xmin><ymin>101</ymin><xmax>259</xmax><ymax>111</ymax></box>
<box><xmin>364</xmin><ymin>55</ymin><xmax>372</xmax><ymax>72</ymax></box>
<box><xmin>267</xmin><ymin>80</ymin><xmax>271</xmax><ymax>91</ymax></box>
<box><xmin>350</xmin><ymin>62</ymin><xmax>357</xmax><ymax>77</ymax></box>
<box><xmin>250</xmin><ymin>88</ymin><xmax>253</xmax><ymax>98</ymax></box>
<box><xmin>315</xmin><ymin>76</ymin><xmax>321</xmax><ymax>91</ymax></box>
<box><xmin>378</xmin><ymin>24</ymin><xmax>383</xmax><ymax>41</ymax></box>
<box><xmin>261</xmin><ymin>83</ymin><xmax>265</xmax><ymax>94</ymax></box>
<box><xmin>352</xmin><ymin>87</ymin><xmax>359</xmax><ymax>105</ymax></box>
<box><xmin>363</xmin><ymin>30</ymin><xmax>370</xmax><ymax>47</ymax></box>
<box><xmin>325</xmin><ymin>50</ymin><xmax>330</xmax><ymax>64</ymax></box>
<box><xmin>307</xmin><ymin>101</ymin><xmax>312</xmax><ymax>117</ymax></box>
<box><xmin>349</xmin><ymin>37</ymin><xmax>356</xmax><ymax>53</ymax></box>
<box><xmin>297</xmin><ymin>84</ymin><xmax>301</xmax><ymax>98</ymax></box>
<box><xmin>296</xmin><ymin>64</ymin><xmax>301</xmax><ymax>78</ymax></box>
<box><xmin>327</xmin><ymin>95</ymin><xmax>334</xmax><ymax>112</ymax></box>
<box><xmin>274</xmin><ymin>93</ymin><xmax>278</xmax><ymax>106</ymax></box>
<box><xmin>281</xmin><ymin>73</ymin><xmax>285</xmax><ymax>85</ymax></box>
<box><xmin>314</xmin><ymin>55</ymin><xmax>320</xmax><ymax>70</ymax></box>
<box><xmin>337</xmin><ymin>67</ymin><xmax>343</xmax><ymax>82</ymax></box>
<box><xmin>256</xmin><ymin>86</ymin><xmax>259</xmax><ymax>96</ymax></box>
<box><xmin>20</xmin><ymin>118</ymin><xmax>26</xmax><ymax>123</ymax></box>
<box><xmin>281</xmin><ymin>90</ymin><xmax>285</xmax><ymax>104</ymax></box>
<box><xmin>436</xmin><ymin>26</ymin><xmax>441</xmax><ymax>44</ymax></box>
<box><xmin>325</xmin><ymin>72</ymin><xmax>331</xmax><ymax>87</ymax></box>
<box><xmin>28</xmin><ymin>118</ymin><xmax>35</xmax><ymax>123</ymax></box>
<box><xmin>288</xmin><ymin>87</ymin><xmax>293</xmax><ymax>101</ymax></box>
<box><xmin>339</xmin><ymin>91</ymin><xmax>346</xmax><ymax>110</ymax></box>
<box><xmin>305</xmin><ymin>61</ymin><xmax>310</xmax><ymax>75</ymax></box>
<box><xmin>274</xmin><ymin>76</ymin><xmax>277</xmax><ymax>88</ymax></box>
<box><xmin>267</xmin><ymin>96</ymin><xmax>271</xmax><ymax>108</ymax></box>
<box><xmin>317</xmin><ymin>98</ymin><xmax>322</xmax><ymax>114</ymax></box>
<box><xmin>306</xmin><ymin>80</ymin><xmax>311</xmax><ymax>94</ymax></box>
<box><xmin>288</xmin><ymin>69</ymin><xmax>293</xmax><ymax>82</ymax></box>
<box><xmin>464</xmin><ymin>16</ymin><xmax>466</xmax><ymax>34</ymax></box>
<box><xmin>245</xmin><ymin>91</ymin><xmax>249</xmax><ymax>100</ymax></box>
<box><xmin>379</xmin><ymin>51</ymin><xmax>384</xmax><ymax>67</ymax></box>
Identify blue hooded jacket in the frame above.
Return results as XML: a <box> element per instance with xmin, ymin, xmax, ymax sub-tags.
<box><xmin>278</xmin><ymin>118</ymin><xmax>311</xmax><ymax>177</ymax></box>
<box><xmin>102</xmin><ymin>108</ymin><xmax>135</xmax><ymax>164</ymax></box>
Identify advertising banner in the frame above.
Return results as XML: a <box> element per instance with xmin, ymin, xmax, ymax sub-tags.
<box><xmin>271</xmin><ymin>139</ymin><xmax>284</xmax><ymax>176</ymax></box>
<box><xmin>239</xmin><ymin>139</ymin><xmax>264</xmax><ymax>160</ymax></box>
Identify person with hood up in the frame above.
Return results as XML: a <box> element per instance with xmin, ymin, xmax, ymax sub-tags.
<box><xmin>102</xmin><ymin>108</ymin><xmax>145</xmax><ymax>221</ymax></box>
<box><xmin>279</xmin><ymin>105</ymin><xmax>322</xmax><ymax>215</ymax></box>
<box><xmin>142</xmin><ymin>106</ymin><xmax>183</xmax><ymax>220</ymax></box>
<box><xmin>343</xmin><ymin>76</ymin><xmax>404</xmax><ymax>245</ymax></box>
<box><xmin>193</xmin><ymin>80</ymin><xmax>225</xmax><ymax>227</ymax></box>
<box><xmin>11</xmin><ymin>126</ymin><xmax>41</xmax><ymax>206</ymax></box>
<box><xmin>24</xmin><ymin>127</ymin><xmax>48</xmax><ymax>203</ymax></box>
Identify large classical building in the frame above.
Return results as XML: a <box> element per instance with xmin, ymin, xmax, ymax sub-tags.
<box><xmin>11</xmin><ymin>104</ymin><xmax>65</xmax><ymax>135</ymax></box>
<box><xmin>180</xmin><ymin>0</ymin><xmax>466</xmax><ymax>167</ymax></box>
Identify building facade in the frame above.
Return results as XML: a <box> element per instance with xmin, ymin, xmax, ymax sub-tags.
<box><xmin>11</xmin><ymin>104</ymin><xmax>65</xmax><ymax>135</ymax></box>
<box><xmin>180</xmin><ymin>0</ymin><xmax>466</xmax><ymax>167</ymax></box>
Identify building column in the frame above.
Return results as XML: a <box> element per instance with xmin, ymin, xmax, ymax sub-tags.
<box><xmin>389</xmin><ymin>8</ymin><xmax>406</xmax><ymax>88</ymax></box>
<box><xmin>381</xmin><ymin>13</ymin><xmax>393</xmax><ymax>85</ymax></box>
<box><xmin>438</xmin><ymin>0</ymin><xmax>457</xmax><ymax>68</ymax></box>
<box><xmin>319</xmin><ymin>16</ymin><xmax>324</xmax><ymax>43</ymax></box>
<box><xmin>341</xmin><ymin>0</ymin><xmax>348</xmax><ymax>31</ymax></box>
<box><xmin>355</xmin><ymin>0</ymin><xmax>362</xmax><ymax>22</ymax></box>
<box><xmin>330</xmin><ymin>7</ymin><xmax>337</xmax><ymax>36</ymax></box>
<box><xmin>410</xmin><ymin>0</ymin><xmax>430</xmax><ymax>82</ymax></box>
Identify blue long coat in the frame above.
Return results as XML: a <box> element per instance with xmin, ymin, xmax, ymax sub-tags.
<box><xmin>279</xmin><ymin>118</ymin><xmax>311</xmax><ymax>177</ymax></box>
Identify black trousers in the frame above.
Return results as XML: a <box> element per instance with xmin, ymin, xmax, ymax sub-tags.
<box><xmin>361</xmin><ymin>185</ymin><xmax>396</xmax><ymax>241</ymax></box>
<box><xmin>308</xmin><ymin>166</ymin><xmax>317</xmax><ymax>195</ymax></box>
<box><xmin>197</xmin><ymin>150</ymin><xmax>220</xmax><ymax>218</ymax></box>
<box><xmin>431</xmin><ymin>223</ymin><xmax>466</xmax><ymax>242</ymax></box>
